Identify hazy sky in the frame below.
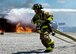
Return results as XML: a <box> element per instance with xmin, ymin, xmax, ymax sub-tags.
<box><xmin>0</xmin><ymin>0</ymin><xmax>76</xmax><ymax>13</ymax></box>
<box><xmin>0</xmin><ymin>0</ymin><xmax>76</xmax><ymax>9</ymax></box>
<box><xmin>33</xmin><ymin>0</ymin><xmax>76</xmax><ymax>9</ymax></box>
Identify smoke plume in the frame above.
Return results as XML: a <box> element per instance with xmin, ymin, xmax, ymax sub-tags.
<box><xmin>5</xmin><ymin>8</ymin><xmax>34</xmax><ymax>24</ymax></box>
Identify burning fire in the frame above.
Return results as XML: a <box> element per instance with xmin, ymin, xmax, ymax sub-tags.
<box><xmin>16</xmin><ymin>23</ymin><xmax>32</xmax><ymax>33</ymax></box>
<box><xmin>0</xmin><ymin>29</ymin><xmax>4</xmax><ymax>33</ymax></box>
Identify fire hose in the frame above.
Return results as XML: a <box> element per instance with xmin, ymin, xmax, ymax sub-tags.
<box><xmin>53</xmin><ymin>28</ymin><xmax>76</xmax><ymax>42</ymax></box>
<box><xmin>54</xmin><ymin>36</ymin><xmax>74</xmax><ymax>44</ymax></box>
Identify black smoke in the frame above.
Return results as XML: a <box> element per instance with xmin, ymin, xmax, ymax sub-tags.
<box><xmin>0</xmin><ymin>17</ymin><xmax>16</xmax><ymax>32</ymax></box>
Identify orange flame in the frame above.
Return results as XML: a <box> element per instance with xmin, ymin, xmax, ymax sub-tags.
<box><xmin>0</xmin><ymin>29</ymin><xmax>4</xmax><ymax>33</ymax></box>
<box><xmin>16</xmin><ymin>23</ymin><xmax>32</xmax><ymax>33</ymax></box>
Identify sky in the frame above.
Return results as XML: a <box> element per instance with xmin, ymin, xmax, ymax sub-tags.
<box><xmin>0</xmin><ymin>0</ymin><xmax>76</xmax><ymax>10</ymax></box>
<box><xmin>0</xmin><ymin>0</ymin><xmax>76</xmax><ymax>30</ymax></box>
<box><xmin>0</xmin><ymin>0</ymin><xmax>76</xmax><ymax>14</ymax></box>
<box><xmin>33</xmin><ymin>0</ymin><xmax>76</xmax><ymax>9</ymax></box>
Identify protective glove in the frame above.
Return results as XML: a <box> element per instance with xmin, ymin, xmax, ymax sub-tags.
<box><xmin>52</xmin><ymin>32</ymin><xmax>55</xmax><ymax>36</ymax></box>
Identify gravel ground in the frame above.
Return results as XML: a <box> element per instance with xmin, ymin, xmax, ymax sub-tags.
<box><xmin>0</xmin><ymin>32</ymin><xmax>76</xmax><ymax>54</ymax></box>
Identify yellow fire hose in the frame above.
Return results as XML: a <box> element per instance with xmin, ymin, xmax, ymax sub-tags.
<box><xmin>53</xmin><ymin>28</ymin><xmax>76</xmax><ymax>42</ymax></box>
<box><xmin>54</xmin><ymin>36</ymin><xmax>74</xmax><ymax>44</ymax></box>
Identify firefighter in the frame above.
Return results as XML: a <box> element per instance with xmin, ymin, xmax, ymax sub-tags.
<box><xmin>31</xmin><ymin>4</ymin><xmax>55</xmax><ymax>52</ymax></box>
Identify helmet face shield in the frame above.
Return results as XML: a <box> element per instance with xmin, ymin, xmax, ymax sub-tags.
<box><xmin>32</xmin><ymin>4</ymin><xmax>43</xmax><ymax>10</ymax></box>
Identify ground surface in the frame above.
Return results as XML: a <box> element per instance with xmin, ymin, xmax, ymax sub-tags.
<box><xmin>0</xmin><ymin>32</ymin><xmax>76</xmax><ymax>54</ymax></box>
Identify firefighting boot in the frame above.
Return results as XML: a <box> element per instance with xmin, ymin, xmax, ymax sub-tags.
<box><xmin>44</xmin><ymin>46</ymin><xmax>53</xmax><ymax>52</ymax></box>
<box><xmin>44</xmin><ymin>41</ymin><xmax>55</xmax><ymax>52</ymax></box>
<box><xmin>44</xmin><ymin>44</ymin><xmax>54</xmax><ymax>52</ymax></box>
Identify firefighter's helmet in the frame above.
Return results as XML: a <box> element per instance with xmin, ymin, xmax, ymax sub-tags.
<box><xmin>32</xmin><ymin>4</ymin><xmax>43</xmax><ymax>10</ymax></box>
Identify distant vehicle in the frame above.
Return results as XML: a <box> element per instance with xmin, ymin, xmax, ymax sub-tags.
<box><xmin>58</xmin><ymin>23</ymin><xmax>66</xmax><ymax>26</ymax></box>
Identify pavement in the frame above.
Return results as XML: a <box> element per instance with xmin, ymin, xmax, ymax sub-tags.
<box><xmin>0</xmin><ymin>32</ymin><xmax>76</xmax><ymax>54</ymax></box>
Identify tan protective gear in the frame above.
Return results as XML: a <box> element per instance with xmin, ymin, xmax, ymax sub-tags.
<box><xmin>40</xmin><ymin>31</ymin><xmax>54</xmax><ymax>48</ymax></box>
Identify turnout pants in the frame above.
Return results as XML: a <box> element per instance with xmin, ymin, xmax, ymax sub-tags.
<box><xmin>40</xmin><ymin>31</ymin><xmax>54</xmax><ymax>48</ymax></box>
